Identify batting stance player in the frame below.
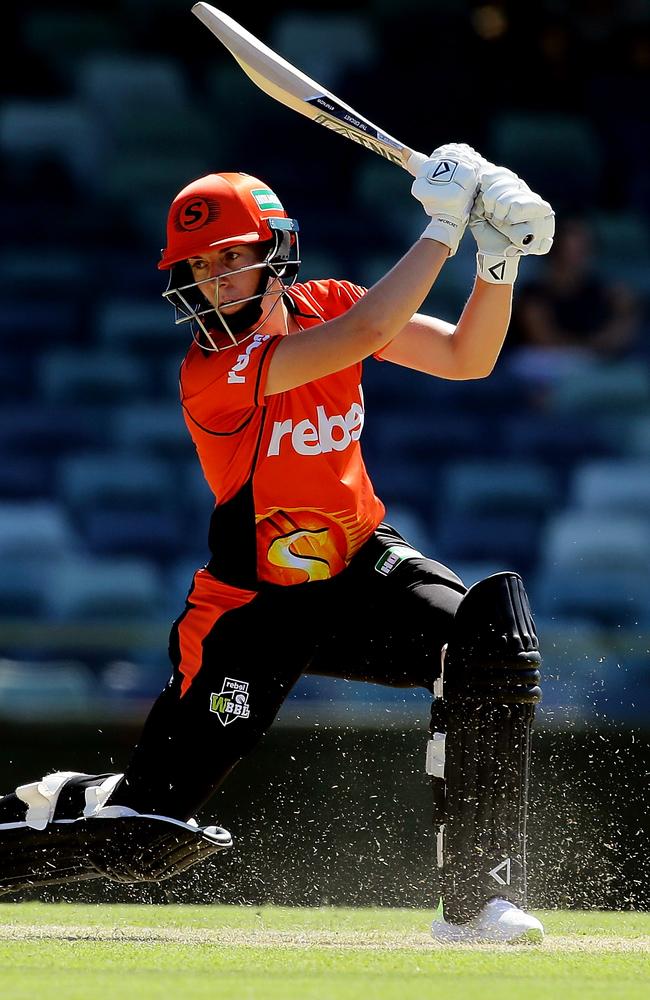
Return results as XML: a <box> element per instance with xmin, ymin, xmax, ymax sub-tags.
<box><xmin>0</xmin><ymin>143</ymin><xmax>553</xmax><ymax>943</ymax></box>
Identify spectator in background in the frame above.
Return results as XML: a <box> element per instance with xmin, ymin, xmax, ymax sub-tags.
<box><xmin>505</xmin><ymin>215</ymin><xmax>641</xmax><ymax>382</ymax></box>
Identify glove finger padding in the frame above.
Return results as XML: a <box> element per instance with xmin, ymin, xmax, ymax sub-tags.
<box><xmin>489</xmin><ymin>214</ymin><xmax>555</xmax><ymax>255</ymax></box>
<box><xmin>426</xmin><ymin>142</ymin><xmax>485</xmax><ymax>169</ymax></box>
<box><xmin>480</xmin><ymin>170</ymin><xmax>555</xmax><ymax>254</ymax></box>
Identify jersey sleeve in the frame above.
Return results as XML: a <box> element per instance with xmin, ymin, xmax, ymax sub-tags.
<box><xmin>180</xmin><ymin>334</ymin><xmax>283</xmax><ymax>433</ymax></box>
<box><xmin>332</xmin><ymin>280</ymin><xmax>367</xmax><ymax>309</ymax></box>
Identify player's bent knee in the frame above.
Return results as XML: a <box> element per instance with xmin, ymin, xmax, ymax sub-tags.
<box><xmin>444</xmin><ymin>571</ymin><xmax>542</xmax><ymax>705</ymax></box>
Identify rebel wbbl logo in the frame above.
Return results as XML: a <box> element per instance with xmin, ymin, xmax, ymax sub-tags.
<box><xmin>210</xmin><ymin>677</ymin><xmax>251</xmax><ymax>726</ymax></box>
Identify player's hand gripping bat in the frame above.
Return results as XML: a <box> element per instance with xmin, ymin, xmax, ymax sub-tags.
<box><xmin>191</xmin><ymin>2</ymin><xmax>428</xmax><ymax>175</ymax></box>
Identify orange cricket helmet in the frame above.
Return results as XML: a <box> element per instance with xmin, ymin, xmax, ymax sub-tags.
<box><xmin>159</xmin><ymin>172</ymin><xmax>300</xmax><ymax>350</ymax></box>
<box><xmin>159</xmin><ymin>171</ymin><xmax>295</xmax><ymax>269</ymax></box>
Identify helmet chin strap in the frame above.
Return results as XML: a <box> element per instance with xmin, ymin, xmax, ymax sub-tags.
<box><xmin>200</xmin><ymin>266</ymin><xmax>282</xmax><ymax>350</ymax></box>
<box><xmin>209</xmin><ymin>292</ymin><xmax>264</xmax><ymax>339</ymax></box>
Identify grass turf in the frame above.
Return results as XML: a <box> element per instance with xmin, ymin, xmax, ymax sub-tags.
<box><xmin>0</xmin><ymin>904</ymin><xmax>648</xmax><ymax>1000</ymax></box>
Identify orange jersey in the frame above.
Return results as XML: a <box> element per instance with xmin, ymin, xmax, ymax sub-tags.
<box><xmin>179</xmin><ymin>279</ymin><xmax>385</xmax><ymax>588</ymax></box>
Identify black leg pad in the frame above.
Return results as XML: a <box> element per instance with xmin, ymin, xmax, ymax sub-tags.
<box><xmin>430</xmin><ymin>572</ymin><xmax>542</xmax><ymax>923</ymax></box>
<box><xmin>435</xmin><ymin>701</ymin><xmax>535</xmax><ymax>922</ymax></box>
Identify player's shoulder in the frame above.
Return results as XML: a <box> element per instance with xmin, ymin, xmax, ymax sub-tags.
<box><xmin>181</xmin><ymin>339</ymin><xmax>230</xmax><ymax>381</ymax></box>
<box><xmin>287</xmin><ymin>278</ymin><xmax>367</xmax><ymax>318</ymax></box>
<box><xmin>180</xmin><ymin>336</ymin><xmax>263</xmax><ymax>399</ymax></box>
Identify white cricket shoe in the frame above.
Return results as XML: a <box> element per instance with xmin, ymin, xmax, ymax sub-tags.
<box><xmin>431</xmin><ymin>897</ymin><xmax>544</xmax><ymax>944</ymax></box>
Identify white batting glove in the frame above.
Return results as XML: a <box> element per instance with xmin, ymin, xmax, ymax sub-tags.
<box><xmin>470</xmin><ymin>194</ymin><xmax>522</xmax><ymax>285</ymax></box>
<box><xmin>409</xmin><ymin>144</ymin><xmax>481</xmax><ymax>256</ymax></box>
<box><xmin>417</xmin><ymin>146</ymin><xmax>555</xmax><ymax>256</ymax></box>
<box><xmin>479</xmin><ymin>165</ymin><xmax>555</xmax><ymax>255</ymax></box>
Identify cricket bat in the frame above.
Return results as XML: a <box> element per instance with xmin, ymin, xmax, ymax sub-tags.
<box><xmin>191</xmin><ymin>2</ymin><xmax>427</xmax><ymax>174</ymax></box>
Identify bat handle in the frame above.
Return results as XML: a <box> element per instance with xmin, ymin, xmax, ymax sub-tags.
<box><xmin>401</xmin><ymin>147</ymin><xmax>428</xmax><ymax>176</ymax></box>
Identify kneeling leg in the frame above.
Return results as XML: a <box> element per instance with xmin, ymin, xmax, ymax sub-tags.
<box><xmin>0</xmin><ymin>771</ymin><xmax>231</xmax><ymax>896</ymax></box>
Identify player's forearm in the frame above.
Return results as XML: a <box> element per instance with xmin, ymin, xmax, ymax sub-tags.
<box><xmin>380</xmin><ymin>277</ymin><xmax>513</xmax><ymax>378</ymax></box>
<box><xmin>448</xmin><ymin>277</ymin><xmax>513</xmax><ymax>377</ymax></box>
<box><xmin>265</xmin><ymin>239</ymin><xmax>448</xmax><ymax>394</ymax></box>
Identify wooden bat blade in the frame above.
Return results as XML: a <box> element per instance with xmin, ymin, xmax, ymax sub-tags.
<box><xmin>191</xmin><ymin>2</ymin><xmax>421</xmax><ymax>170</ymax></box>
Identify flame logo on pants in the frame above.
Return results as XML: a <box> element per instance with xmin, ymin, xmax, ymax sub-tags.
<box><xmin>257</xmin><ymin>509</ymin><xmax>351</xmax><ymax>585</ymax></box>
<box><xmin>268</xmin><ymin>527</ymin><xmax>332</xmax><ymax>581</ymax></box>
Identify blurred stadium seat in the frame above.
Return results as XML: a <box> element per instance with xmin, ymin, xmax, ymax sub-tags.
<box><xmin>269</xmin><ymin>12</ymin><xmax>377</xmax><ymax>89</ymax></box>
<box><xmin>568</xmin><ymin>459</ymin><xmax>650</xmax><ymax>515</ymax></box>
<box><xmin>0</xmin><ymin>405</ymin><xmax>108</xmax><ymax>460</ymax></box>
<box><xmin>591</xmin><ymin>211</ymin><xmax>650</xmax><ymax>293</ymax></box>
<box><xmin>501</xmin><ymin>410</ymin><xmax>621</xmax><ymax>474</ymax></box>
<box><xmin>368</xmin><ymin>453</ymin><xmax>440</xmax><ymax>514</ymax></box>
<box><xmin>44</xmin><ymin>556</ymin><xmax>165</xmax><ymax>622</ymax></box>
<box><xmin>354</xmin><ymin>159</ymin><xmax>424</xmax><ymax>238</ymax></box>
<box><xmin>621</xmin><ymin>415</ymin><xmax>650</xmax><ymax>458</ymax></box>
<box><xmin>0</xmin><ymin>658</ymin><xmax>99</xmax><ymax>719</ymax></box>
<box><xmin>540</xmin><ymin>510</ymin><xmax>650</xmax><ymax>572</ymax></box>
<box><xmin>75</xmin><ymin>54</ymin><xmax>192</xmax><ymax>122</ymax></box>
<box><xmin>0</xmin><ymin>556</ymin><xmax>51</xmax><ymax>618</ymax></box>
<box><xmin>98</xmin><ymin>154</ymin><xmax>209</xmax><ymax>208</ymax></box>
<box><xmin>0</xmin><ymin>99</ymin><xmax>105</xmax><ymax>187</ymax></box>
<box><xmin>106</xmin><ymin>105</ymin><xmax>215</xmax><ymax>161</ymax></box>
<box><xmin>100</xmin><ymin>654</ymin><xmax>171</xmax><ymax>702</ymax></box>
<box><xmin>534</xmin><ymin>565</ymin><xmax>650</xmax><ymax>629</ymax></box>
<box><xmin>80</xmin><ymin>508</ymin><xmax>186</xmax><ymax>563</ymax></box>
<box><xmin>37</xmin><ymin>350</ymin><xmax>150</xmax><ymax>403</ymax></box>
<box><xmin>203</xmin><ymin>63</ymin><xmax>290</xmax><ymax>156</ymax></box>
<box><xmin>488</xmin><ymin>112</ymin><xmax>603</xmax><ymax>207</ymax></box>
<box><xmin>0</xmin><ymin>501</ymin><xmax>80</xmax><ymax>561</ymax></box>
<box><xmin>22</xmin><ymin>10</ymin><xmax>128</xmax><ymax>82</ymax></box>
<box><xmin>56</xmin><ymin>453</ymin><xmax>175</xmax><ymax>513</ymax></box>
<box><xmin>109</xmin><ymin>402</ymin><xmax>192</xmax><ymax>460</ymax></box>
<box><xmin>533</xmin><ymin>618</ymin><xmax>609</xmax><ymax>723</ymax></box>
<box><xmin>96</xmin><ymin>297</ymin><xmax>178</xmax><ymax>354</ymax></box>
<box><xmin>0</xmin><ymin>248</ymin><xmax>87</xmax><ymax>297</ymax></box>
<box><xmin>0</xmin><ymin>299</ymin><xmax>82</xmax><ymax>350</ymax></box>
<box><xmin>546</xmin><ymin>360</ymin><xmax>650</xmax><ymax>415</ymax></box>
<box><xmin>437</xmin><ymin>459</ymin><xmax>560</xmax><ymax>516</ymax></box>
<box><xmin>435</xmin><ymin>510</ymin><xmax>543</xmax><ymax>577</ymax></box>
<box><xmin>0</xmin><ymin>458</ymin><xmax>51</xmax><ymax>501</ymax></box>
<box><xmin>173</xmin><ymin>459</ymin><xmax>216</xmax><ymax>523</ymax></box>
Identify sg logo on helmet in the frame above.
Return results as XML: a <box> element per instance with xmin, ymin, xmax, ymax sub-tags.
<box><xmin>176</xmin><ymin>197</ymin><xmax>220</xmax><ymax>231</ymax></box>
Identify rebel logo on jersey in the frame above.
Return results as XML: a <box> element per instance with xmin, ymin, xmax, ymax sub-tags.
<box><xmin>266</xmin><ymin>386</ymin><xmax>364</xmax><ymax>457</ymax></box>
